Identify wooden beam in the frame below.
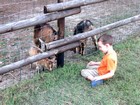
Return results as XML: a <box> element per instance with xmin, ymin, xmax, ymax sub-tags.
<box><xmin>45</xmin><ymin>14</ymin><xmax>140</xmax><ymax>50</ymax></box>
<box><xmin>46</xmin><ymin>0</ymin><xmax>108</xmax><ymax>12</ymax></box>
<box><xmin>0</xmin><ymin>8</ymin><xmax>81</xmax><ymax>34</ymax></box>
<box><xmin>0</xmin><ymin>42</ymin><xmax>80</xmax><ymax>75</ymax></box>
<box><xmin>57</xmin><ymin>0</ymin><xmax>65</xmax><ymax>67</ymax></box>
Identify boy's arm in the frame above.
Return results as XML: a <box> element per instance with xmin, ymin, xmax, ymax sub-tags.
<box><xmin>88</xmin><ymin>61</ymin><xmax>101</xmax><ymax>66</ymax></box>
<box><xmin>93</xmin><ymin>70</ymin><xmax>115</xmax><ymax>81</ymax></box>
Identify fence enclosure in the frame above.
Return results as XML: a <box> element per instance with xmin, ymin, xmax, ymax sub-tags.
<box><xmin>0</xmin><ymin>0</ymin><xmax>108</xmax><ymax>75</ymax></box>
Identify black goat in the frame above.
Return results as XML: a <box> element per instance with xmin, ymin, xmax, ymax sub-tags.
<box><xmin>73</xmin><ymin>20</ymin><xmax>97</xmax><ymax>55</ymax></box>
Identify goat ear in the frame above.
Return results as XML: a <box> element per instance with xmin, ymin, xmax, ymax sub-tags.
<box><xmin>91</xmin><ymin>25</ymin><xmax>95</xmax><ymax>29</ymax></box>
<box><xmin>74</xmin><ymin>27</ymin><xmax>77</xmax><ymax>35</ymax></box>
<box><xmin>44</xmin><ymin>6</ymin><xmax>48</xmax><ymax>14</ymax></box>
<box><xmin>39</xmin><ymin>38</ymin><xmax>46</xmax><ymax>51</ymax></box>
<box><xmin>54</xmin><ymin>34</ymin><xmax>58</xmax><ymax>40</ymax></box>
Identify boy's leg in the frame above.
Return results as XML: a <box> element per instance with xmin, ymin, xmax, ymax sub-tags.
<box><xmin>81</xmin><ymin>64</ymin><xmax>104</xmax><ymax>87</ymax></box>
<box><xmin>86</xmin><ymin>64</ymin><xmax>99</xmax><ymax>69</ymax></box>
<box><xmin>81</xmin><ymin>68</ymin><xmax>98</xmax><ymax>81</ymax></box>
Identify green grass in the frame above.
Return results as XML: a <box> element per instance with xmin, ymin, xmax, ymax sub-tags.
<box><xmin>1</xmin><ymin>35</ymin><xmax>140</xmax><ymax>105</ymax></box>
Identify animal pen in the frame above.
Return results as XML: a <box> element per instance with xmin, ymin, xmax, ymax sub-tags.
<box><xmin>0</xmin><ymin>0</ymin><xmax>140</xmax><ymax>89</ymax></box>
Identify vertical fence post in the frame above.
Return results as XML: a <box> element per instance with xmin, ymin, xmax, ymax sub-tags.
<box><xmin>57</xmin><ymin>0</ymin><xmax>65</xmax><ymax>67</ymax></box>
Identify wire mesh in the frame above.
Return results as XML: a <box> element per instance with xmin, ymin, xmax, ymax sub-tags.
<box><xmin>0</xmin><ymin>0</ymin><xmax>57</xmax><ymax>89</ymax></box>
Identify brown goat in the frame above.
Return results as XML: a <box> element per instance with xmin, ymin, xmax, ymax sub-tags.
<box><xmin>30</xmin><ymin>23</ymin><xmax>58</xmax><ymax>72</ymax></box>
<box><xmin>29</xmin><ymin>47</ymin><xmax>56</xmax><ymax>72</ymax></box>
<box><xmin>34</xmin><ymin>23</ymin><xmax>58</xmax><ymax>51</ymax></box>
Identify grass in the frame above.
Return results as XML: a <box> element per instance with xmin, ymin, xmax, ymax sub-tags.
<box><xmin>1</xmin><ymin>35</ymin><xmax>140</xmax><ymax>105</ymax></box>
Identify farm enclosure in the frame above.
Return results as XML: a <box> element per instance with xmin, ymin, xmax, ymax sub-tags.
<box><xmin>0</xmin><ymin>0</ymin><xmax>140</xmax><ymax>89</ymax></box>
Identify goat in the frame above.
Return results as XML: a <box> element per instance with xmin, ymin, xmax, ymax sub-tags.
<box><xmin>32</xmin><ymin>23</ymin><xmax>58</xmax><ymax>72</ymax></box>
<box><xmin>28</xmin><ymin>47</ymin><xmax>56</xmax><ymax>72</ymax></box>
<box><xmin>73</xmin><ymin>20</ymin><xmax>97</xmax><ymax>55</ymax></box>
<box><xmin>34</xmin><ymin>23</ymin><xmax>58</xmax><ymax>51</ymax></box>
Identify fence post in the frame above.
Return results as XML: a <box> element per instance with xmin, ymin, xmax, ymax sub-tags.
<box><xmin>57</xmin><ymin>0</ymin><xmax>65</xmax><ymax>67</ymax></box>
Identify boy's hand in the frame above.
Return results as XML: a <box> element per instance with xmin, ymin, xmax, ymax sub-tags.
<box><xmin>88</xmin><ymin>61</ymin><xmax>99</xmax><ymax>66</ymax></box>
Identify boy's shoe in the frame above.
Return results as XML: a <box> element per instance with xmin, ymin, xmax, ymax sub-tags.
<box><xmin>91</xmin><ymin>80</ymin><xmax>103</xmax><ymax>87</ymax></box>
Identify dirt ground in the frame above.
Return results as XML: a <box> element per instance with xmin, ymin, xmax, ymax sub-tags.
<box><xmin>0</xmin><ymin>0</ymin><xmax>140</xmax><ymax>89</ymax></box>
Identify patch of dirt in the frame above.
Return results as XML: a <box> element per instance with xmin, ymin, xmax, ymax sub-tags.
<box><xmin>1</xmin><ymin>0</ymin><xmax>140</xmax><ymax>89</ymax></box>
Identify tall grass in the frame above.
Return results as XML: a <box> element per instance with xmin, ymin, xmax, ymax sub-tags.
<box><xmin>1</xmin><ymin>35</ymin><xmax>140</xmax><ymax>105</ymax></box>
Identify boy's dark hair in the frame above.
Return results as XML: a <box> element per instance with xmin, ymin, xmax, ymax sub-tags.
<box><xmin>97</xmin><ymin>34</ymin><xmax>113</xmax><ymax>45</ymax></box>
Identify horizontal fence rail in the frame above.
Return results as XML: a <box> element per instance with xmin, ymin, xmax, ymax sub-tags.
<box><xmin>0</xmin><ymin>42</ymin><xmax>80</xmax><ymax>74</ymax></box>
<box><xmin>0</xmin><ymin>14</ymin><xmax>140</xmax><ymax>74</ymax></box>
<box><xmin>0</xmin><ymin>8</ymin><xmax>81</xmax><ymax>34</ymax></box>
<box><xmin>46</xmin><ymin>0</ymin><xmax>108</xmax><ymax>12</ymax></box>
<box><xmin>45</xmin><ymin>14</ymin><xmax>140</xmax><ymax>50</ymax></box>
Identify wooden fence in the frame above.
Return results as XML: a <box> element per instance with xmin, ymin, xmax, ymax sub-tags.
<box><xmin>0</xmin><ymin>0</ymin><xmax>140</xmax><ymax>74</ymax></box>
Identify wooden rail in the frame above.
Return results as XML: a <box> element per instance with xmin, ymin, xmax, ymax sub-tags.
<box><xmin>0</xmin><ymin>42</ymin><xmax>80</xmax><ymax>74</ymax></box>
<box><xmin>46</xmin><ymin>0</ymin><xmax>108</xmax><ymax>12</ymax></box>
<box><xmin>44</xmin><ymin>14</ymin><xmax>140</xmax><ymax>50</ymax></box>
<box><xmin>1</xmin><ymin>0</ymin><xmax>139</xmax><ymax>75</ymax></box>
<box><xmin>0</xmin><ymin>8</ymin><xmax>81</xmax><ymax>34</ymax></box>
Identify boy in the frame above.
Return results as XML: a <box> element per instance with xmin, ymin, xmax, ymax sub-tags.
<box><xmin>81</xmin><ymin>34</ymin><xmax>117</xmax><ymax>87</ymax></box>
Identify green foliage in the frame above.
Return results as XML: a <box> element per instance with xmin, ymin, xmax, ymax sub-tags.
<box><xmin>1</xmin><ymin>36</ymin><xmax>140</xmax><ymax>105</ymax></box>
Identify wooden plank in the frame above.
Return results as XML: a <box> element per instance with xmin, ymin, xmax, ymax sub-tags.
<box><xmin>46</xmin><ymin>0</ymin><xmax>108</xmax><ymax>12</ymax></box>
<box><xmin>0</xmin><ymin>42</ymin><xmax>80</xmax><ymax>75</ymax></box>
<box><xmin>44</xmin><ymin>14</ymin><xmax>140</xmax><ymax>50</ymax></box>
<box><xmin>0</xmin><ymin>8</ymin><xmax>81</xmax><ymax>34</ymax></box>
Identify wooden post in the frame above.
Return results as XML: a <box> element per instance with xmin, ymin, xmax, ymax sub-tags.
<box><xmin>57</xmin><ymin>0</ymin><xmax>65</xmax><ymax>67</ymax></box>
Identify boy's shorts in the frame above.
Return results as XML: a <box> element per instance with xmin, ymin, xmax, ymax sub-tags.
<box><xmin>81</xmin><ymin>64</ymin><xmax>99</xmax><ymax>78</ymax></box>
